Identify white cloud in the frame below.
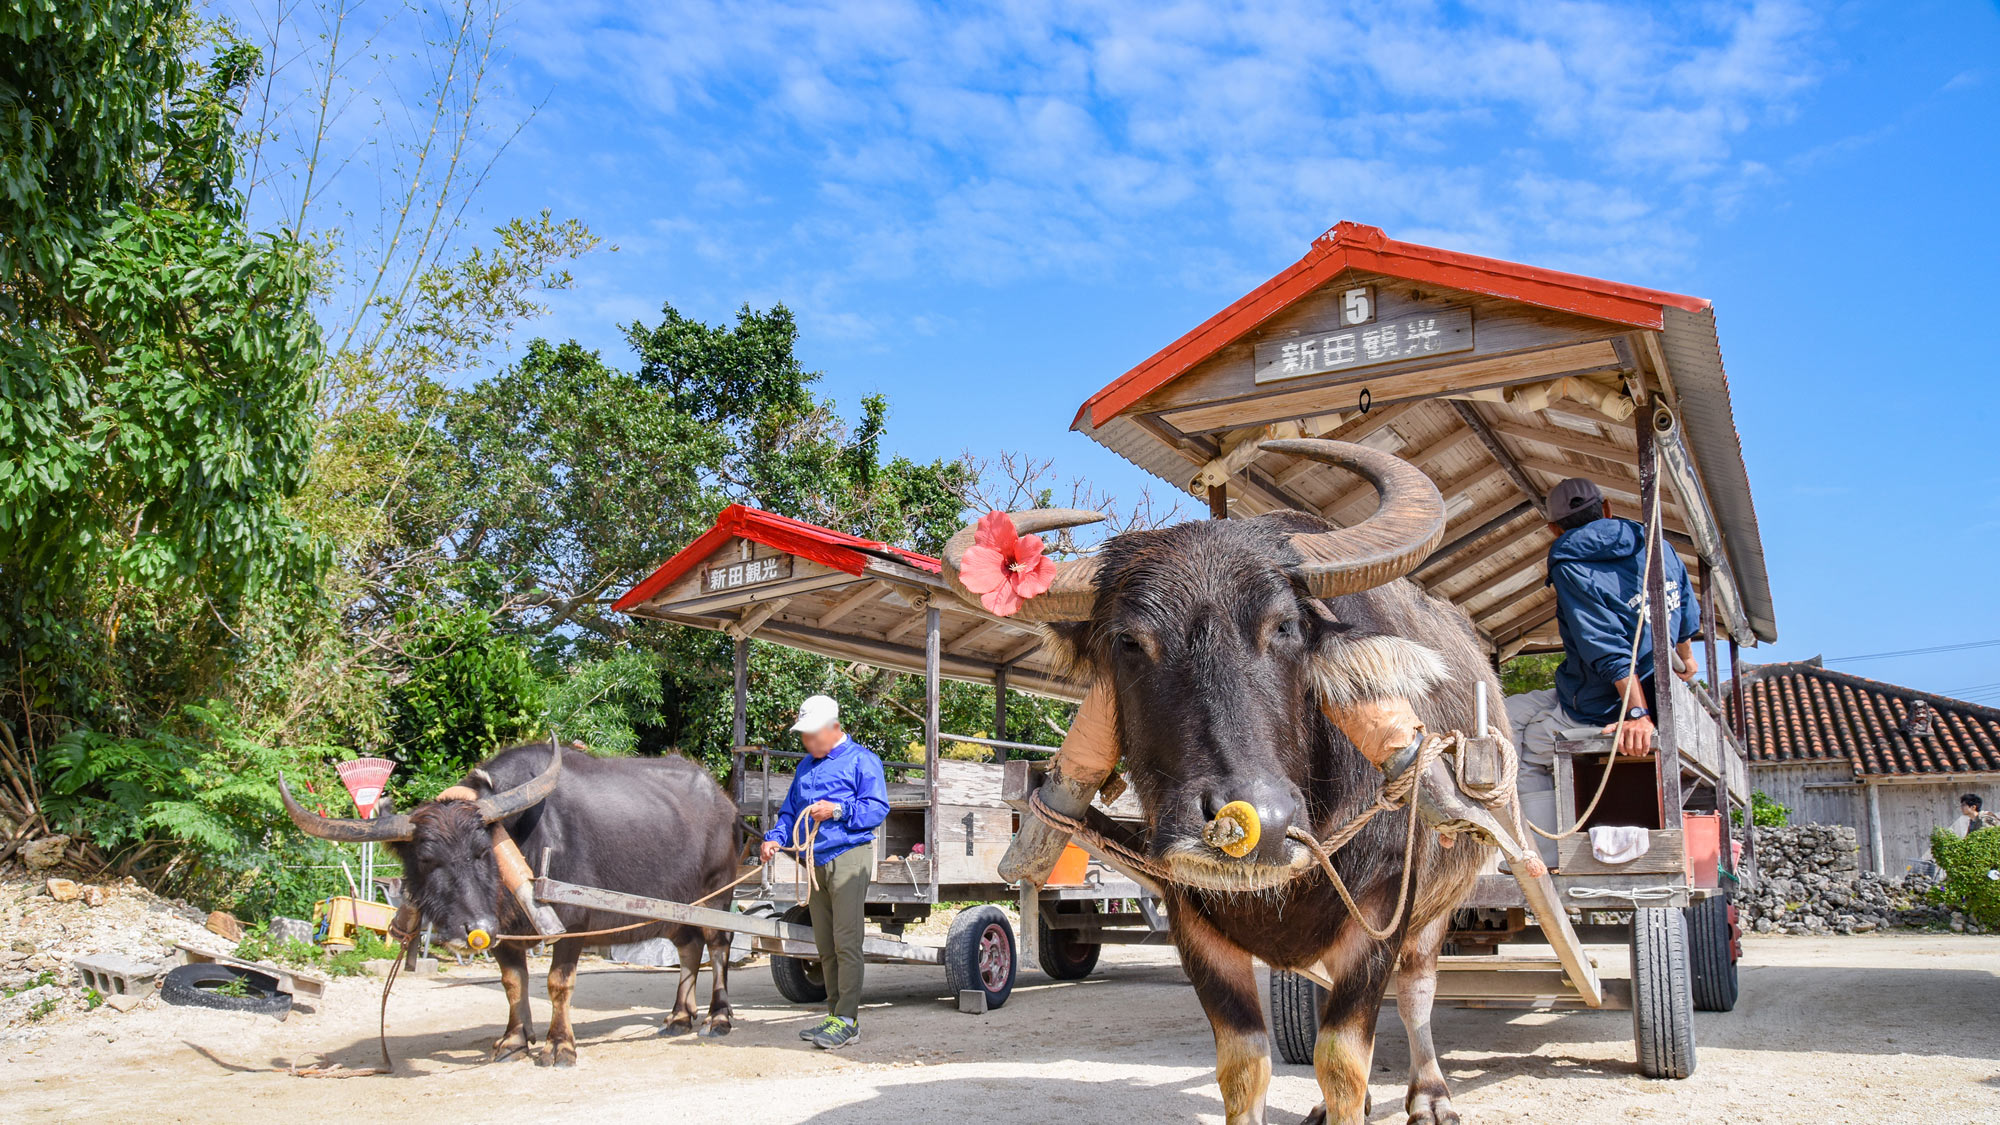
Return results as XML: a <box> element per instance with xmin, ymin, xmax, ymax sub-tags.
<box><xmin>509</xmin><ymin>0</ymin><xmax>1822</xmax><ymax>307</ymax></box>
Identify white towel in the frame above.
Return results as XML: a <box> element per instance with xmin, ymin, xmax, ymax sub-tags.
<box><xmin>1589</xmin><ymin>825</ymin><xmax>1652</xmax><ymax>865</ymax></box>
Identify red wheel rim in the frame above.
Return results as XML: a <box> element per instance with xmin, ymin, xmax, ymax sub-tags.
<box><xmin>978</xmin><ymin>923</ymin><xmax>1011</xmax><ymax>991</ymax></box>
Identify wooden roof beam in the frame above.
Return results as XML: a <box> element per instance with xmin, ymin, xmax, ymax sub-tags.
<box><xmin>1320</xmin><ymin>427</ymin><xmax>1483</xmax><ymax>515</ymax></box>
<box><xmin>1417</xmin><ymin>502</ymin><xmax>1540</xmax><ymax>588</ymax></box>
<box><xmin>817</xmin><ymin>581</ymin><xmax>886</xmax><ymax>628</ymax></box>
<box><xmin>1479</xmin><ymin>582</ymin><xmax>1555</xmax><ymax>634</ymax></box>
<box><xmin>1495</xmin><ymin>601</ymin><xmax>1561</xmax><ymax>650</ymax></box>
<box><xmin>1450</xmin><ymin>400</ymin><xmax>1547</xmax><ymax>511</ymax></box>
<box><xmin>1444</xmin><ymin>534</ymin><xmax>1555</xmax><ymax>605</ymax></box>
<box><xmin>1484</xmin><ymin>417</ymin><xmax>1636</xmax><ymax>465</ymax></box>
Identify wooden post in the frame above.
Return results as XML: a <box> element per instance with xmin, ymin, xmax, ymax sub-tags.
<box><xmin>1731</xmin><ymin>637</ymin><xmax>1755</xmax><ymax>880</ymax></box>
<box><xmin>1865</xmin><ymin>780</ymin><xmax>1886</xmax><ymax>877</ymax></box>
<box><xmin>924</xmin><ymin>606</ymin><xmax>941</xmax><ymax>889</ymax></box>
<box><xmin>731</xmin><ymin>637</ymin><xmax>750</xmax><ymax>804</ymax></box>
<box><xmin>992</xmin><ymin>664</ymin><xmax>1009</xmax><ymax>763</ymax></box>
<box><xmin>1208</xmin><ymin>484</ymin><xmax>1228</xmax><ymax>519</ymax></box>
<box><xmin>1637</xmin><ymin>415</ymin><xmax>1684</xmax><ymax>831</ymax></box>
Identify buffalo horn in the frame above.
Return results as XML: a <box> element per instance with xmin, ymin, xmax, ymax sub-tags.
<box><xmin>476</xmin><ymin>740</ymin><xmax>564</xmax><ymax>824</ymax></box>
<box><xmin>939</xmin><ymin>509</ymin><xmax>1107</xmax><ymax>622</ymax></box>
<box><xmin>277</xmin><ymin>773</ymin><xmax>416</xmax><ymax>843</ymax></box>
<box><xmin>1259</xmin><ymin>438</ymin><xmax>1446</xmax><ymax>598</ymax></box>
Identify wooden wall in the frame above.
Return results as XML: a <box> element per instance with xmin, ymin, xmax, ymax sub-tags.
<box><xmin>1750</xmin><ymin>763</ymin><xmax>1996</xmax><ymax>875</ymax></box>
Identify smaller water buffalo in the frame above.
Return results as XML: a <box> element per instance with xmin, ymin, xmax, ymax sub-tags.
<box><xmin>281</xmin><ymin>740</ymin><xmax>741</xmax><ymax>1065</ymax></box>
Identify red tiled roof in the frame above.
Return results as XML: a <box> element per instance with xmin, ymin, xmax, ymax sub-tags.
<box><xmin>612</xmin><ymin>505</ymin><xmax>940</xmax><ymax>613</ymax></box>
<box><xmin>1738</xmin><ymin>661</ymin><xmax>2000</xmax><ymax>777</ymax></box>
<box><xmin>1074</xmin><ymin>220</ymin><xmax>1711</xmax><ymax>429</ymax></box>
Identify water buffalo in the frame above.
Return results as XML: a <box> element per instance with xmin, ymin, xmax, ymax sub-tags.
<box><xmin>943</xmin><ymin>440</ymin><xmax>1494</xmax><ymax>1125</ymax></box>
<box><xmin>281</xmin><ymin>740</ymin><xmax>741</xmax><ymax>1065</ymax></box>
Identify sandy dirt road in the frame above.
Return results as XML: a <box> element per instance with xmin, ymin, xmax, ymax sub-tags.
<box><xmin>3</xmin><ymin>933</ymin><xmax>1994</xmax><ymax>1123</ymax></box>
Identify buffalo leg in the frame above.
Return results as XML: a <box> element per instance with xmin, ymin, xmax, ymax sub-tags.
<box><xmin>544</xmin><ymin>937</ymin><xmax>583</xmax><ymax>1067</ymax></box>
<box><xmin>1398</xmin><ymin>914</ymin><xmax>1459</xmax><ymax>1125</ymax></box>
<box><xmin>661</xmin><ymin>930</ymin><xmax>705</xmax><ymax>1036</ymax></box>
<box><xmin>1174</xmin><ymin>909</ymin><xmax>1270</xmax><ymax>1125</ymax></box>
<box><xmin>1304</xmin><ymin>938</ymin><xmax>1396</xmax><ymax>1125</ymax></box>
<box><xmin>491</xmin><ymin>941</ymin><xmax>536</xmax><ymax>1060</ymax></box>
<box><xmin>697</xmin><ymin>928</ymin><xmax>734</xmax><ymax>1037</ymax></box>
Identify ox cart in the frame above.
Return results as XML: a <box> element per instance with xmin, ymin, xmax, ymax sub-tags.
<box><xmin>1055</xmin><ymin>221</ymin><xmax>1769</xmax><ymax>1079</ymax></box>
<box><xmin>598</xmin><ymin>506</ymin><xmax>1173</xmax><ymax>1010</ymax></box>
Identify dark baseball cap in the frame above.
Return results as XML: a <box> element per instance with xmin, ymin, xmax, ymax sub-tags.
<box><xmin>1545</xmin><ymin>477</ymin><xmax>1603</xmax><ymax>522</ymax></box>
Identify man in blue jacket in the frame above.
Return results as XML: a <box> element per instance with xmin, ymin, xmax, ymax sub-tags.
<box><xmin>1507</xmin><ymin>478</ymin><xmax>1700</xmax><ymax>863</ymax></box>
<box><xmin>759</xmin><ymin>694</ymin><xmax>888</xmax><ymax>1049</ymax></box>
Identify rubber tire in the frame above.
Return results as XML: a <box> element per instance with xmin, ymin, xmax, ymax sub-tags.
<box><xmin>769</xmin><ymin>904</ymin><xmax>828</xmax><ymax>1005</ymax></box>
<box><xmin>1268</xmin><ymin>970</ymin><xmax>1324</xmax><ymax>1066</ymax></box>
<box><xmin>159</xmin><ymin>963</ymin><xmax>293</xmax><ymax>1018</ymax></box>
<box><xmin>1036</xmin><ymin>902</ymin><xmax>1102</xmax><ymax>981</ymax></box>
<box><xmin>944</xmin><ymin>905</ymin><xmax>1017</xmax><ymax>1010</ymax></box>
<box><xmin>1684</xmin><ymin>895</ymin><xmax>1740</xmax><ymax>1012</ymax></box>
<box><xmin>1630</xmin><ymin>907</ymin><xmax>1698</xmax><ymax>1079</ymax></box>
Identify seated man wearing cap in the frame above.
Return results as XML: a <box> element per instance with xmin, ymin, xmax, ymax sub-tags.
<box><xmin>759</xmin><ymin>694</ymin><xmax>888</xmax><ymax>1049</ymax></box>
<box><xmin>1506</xmin><ymin>477</ymin><xmax>1700</xmax><ymax>865</ymax></box>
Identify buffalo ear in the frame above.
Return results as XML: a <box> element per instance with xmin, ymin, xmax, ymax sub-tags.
<box><xmin>1039</xmin><ymin>621</ymin><xmax>1095</xmax><ymax>681</ymax></box>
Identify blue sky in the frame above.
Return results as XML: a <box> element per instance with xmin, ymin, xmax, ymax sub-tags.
<box><xmin>245</xmin><ymin>1</ymin><xmax>2000</xmax><ymax>697</ymax></box>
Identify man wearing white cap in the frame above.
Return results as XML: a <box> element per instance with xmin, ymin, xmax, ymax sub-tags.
<box><xmin>758</xmin><ymin>694</ymin><xmax>887</xmax><ymax>1049</ymax></box>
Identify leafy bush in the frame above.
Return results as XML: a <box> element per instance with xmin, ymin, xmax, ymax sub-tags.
<box><xmin>541</xmin><ymin>651</ymin><xmax>664</xmax><ymax>757</ymax></box>
<box><xmin>1500</xmin><ymin>653</ymin><xmax>1562</xmax><ymax>696</ymax></box>
<box><xmin>388</xmin><ymin>608</ymin><xmax>544</xmax><ymax>801</ymax></box>
<box><xmin>1732</xmin><ymin>790</ymin><xmax>1791</xmax><ymax>828</ymax></box>
<box><xmin>1929</xmin><ymin>826</ymin><xmax>2000</xmax><ymax>929</ymax></box>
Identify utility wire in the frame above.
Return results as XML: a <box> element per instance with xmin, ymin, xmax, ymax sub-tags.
<box><xmin>1823</xmin><ymin>638</ymin><xmax>2000</xmax><ymax>664</ymax></box>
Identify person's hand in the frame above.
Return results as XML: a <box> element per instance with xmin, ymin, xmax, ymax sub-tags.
<box><xmin>1675</xmin><ymin>660</ymin><xmax>1696</xmax><ymax>683</ymax></box>
<box><xmin>1604</xmin><ymin>714</ymin><xmax>1656</xmax><ymax>758</ymax></box>
<box><xmin>807</xmin><ymin>799</ymin><xmax>841</xmax><ymax>823</ymax></box>
<box><xmin>759</xmin><ymin>840</ymin><xmax>782</xmax><ymax>864</ymax></box>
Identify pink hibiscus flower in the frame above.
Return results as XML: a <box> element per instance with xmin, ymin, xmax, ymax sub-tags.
<box><xmin>956</xmin><ymin>511</ymin><xmax>1057</xmax><ymax>617</ymax></box>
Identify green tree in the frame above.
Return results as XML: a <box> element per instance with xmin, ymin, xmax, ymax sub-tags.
<box><xmin>386</xmin><ymin>608</ymin><xmax>544</xmax><ymax>801</ymax></box>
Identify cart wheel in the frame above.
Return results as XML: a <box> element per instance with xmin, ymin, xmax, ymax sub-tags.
<box><xmin>945</xmin><ymin>905</ymin><xmax>1016</xmax><ymax>1010</ymax></box>
<box><xmin>1630</xmin><ymin>906</ymin><xmax>1698</xmax><ymax>1079</ymax></box>
<box><xmin>1036</xmin><ymin>901</ymin><xmax>1102</xmax><ymax>980</ymax></box>
<box><xmin>1268</xmin><ymin>970</ymin><xmax>1323</xmax><ymax>1066</ymax></box>
<box><xmin>1684</xmin><ymin>895</ymin><xmax>1740</xmax><ymax>1012</ymax></box>
<box><xmin>770</xmin><ymin>905</ymin><xmax>827</xmax><ymax>1005</ymax></box>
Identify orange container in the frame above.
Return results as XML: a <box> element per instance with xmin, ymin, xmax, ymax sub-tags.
<box><xmin>1684</xmin><ymin>813</ymin><xmax>1722</xmax><ymax>889</ymax></box>
<box><xmin>1046</xmin><ymin>843</ymin><xmax>1092</xmax><ymax>886</ymax></box>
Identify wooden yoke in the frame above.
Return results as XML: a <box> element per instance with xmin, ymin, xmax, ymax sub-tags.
<box><xmin>997</xmin><ymin>682</ymin><xmax>1118</xmax><ymax>885</ymax></box>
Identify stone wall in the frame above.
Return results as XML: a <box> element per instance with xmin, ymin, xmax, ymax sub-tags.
<box><xmin>1740</xmin><ymin>823</ymin><xmax>1950</xmax><ymax>934</ymax></box>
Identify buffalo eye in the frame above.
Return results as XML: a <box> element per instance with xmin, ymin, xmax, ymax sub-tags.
<box><xmin>1114</xmin><ymin>631</ymin><xmax>1154</xmax><ymax>661</ymax></box>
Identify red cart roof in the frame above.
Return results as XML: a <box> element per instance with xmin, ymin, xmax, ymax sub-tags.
<box><xmin>613</xmin><ymin>504</ymin><xmax>940</xmax><ymax>614</ymax></box>
<box><xmin>1075</xmin><ymin>221</ymin><xmax>1711</xmax><ymax>430</ymax></box>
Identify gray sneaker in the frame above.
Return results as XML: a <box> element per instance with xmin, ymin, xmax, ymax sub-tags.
<box><xmin>810</xmin><ymin>1018</ymin><xmax>858</xmax><ymax>1049</ymax></box>
<box><xmin>799</xmin><ymin>1015</ymin><xmax>840</xmax><ymax>1041</ymax></box>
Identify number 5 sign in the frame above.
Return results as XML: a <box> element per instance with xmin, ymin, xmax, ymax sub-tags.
<box><xmin>1340</xmin><ymin>286</ymin><xmax>1374</xmax><ymax>326</ymax></box>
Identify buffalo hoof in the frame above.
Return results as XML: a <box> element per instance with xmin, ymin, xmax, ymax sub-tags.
<box><xmin>540</xmin><ymin>1042</ymin><xmax>578</xmax><ymax>1068</ymax></box>
<box><xmin>489</xmin><ymin>1034</ymin><xmax>534</xmax><ymax>1062</ymax></box>
<box><xmin>696</xmin><ymin>1018</ymin><xmax>732</xmax><ymax>1038</ymax></box>
<box><xmin>659</xmin><ymin>1018</ymin><xmax>695</xmax><ymax>1037</ymax></box>
<box><xmin>1301</xmin><ymin>1106</ymin><xmax>1326</xmax><ymax>1125</ymax></box>
<box><xmin>1405</xmin><ymin>1100</ymin><xmax>1459</xmax><ymax>1125</ymax></box>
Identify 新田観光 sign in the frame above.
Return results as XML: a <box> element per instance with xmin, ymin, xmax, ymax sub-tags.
<box><xmin>1253</xmin><ymin>307</ymin><xmax>1473</xmax><ymax>384</ymax></box>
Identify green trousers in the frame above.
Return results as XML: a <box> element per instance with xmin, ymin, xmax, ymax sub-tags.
<box><xmin>808</xmin><ymin>844</ymin><xmax>872</xmax><ymax>1023</ymax></box>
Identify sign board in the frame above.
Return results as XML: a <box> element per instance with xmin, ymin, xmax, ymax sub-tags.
<box><xmin>336</xmin><ymin>757</ymin><xmax>395</xmax><ymax>819</ymax></box>
<box><xmin>702</xmin><ymin>553</ymin><xmax>794</xmax><ymax>594</ymax></box>
<box><xmin>1253</xmin><ymin>307</ymin><xmax>1473</xmax><ymax>384</ymax></box>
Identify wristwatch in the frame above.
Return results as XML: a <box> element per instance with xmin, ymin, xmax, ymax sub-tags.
<box><xmin>1625</xmin><ymin>705</ymin><xmax>1650</xmax><ymax>721</ymax></box>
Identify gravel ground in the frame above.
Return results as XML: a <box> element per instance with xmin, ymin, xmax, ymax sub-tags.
<box><xmin>0</xmin><ymin>931</ymin><xmax>1992</xmax><ymax>1123</ymax></box>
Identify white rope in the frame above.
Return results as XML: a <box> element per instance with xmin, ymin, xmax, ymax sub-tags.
<box><xmin>1566</xmin><ymin>885</ymin><xmax>1679</xmax><ymax>903</ymax></box>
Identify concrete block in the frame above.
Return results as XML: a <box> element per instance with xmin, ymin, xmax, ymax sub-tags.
<box><xmin>73</xmin><ymin>954</ymin><xmax>161</xmax><ymax>996</ymax></box>
<box><xmin>956</xmin><ymin>989</ymin><xmax>988</xmax><ymax>1015</ymax></box>
<box><xmin>267</xmin><ymin>917</ymin><xmax>315</xmax><ymax>945</ymax></box>
<box><xmin>409</xmin><ymin>957</ymin><xmax>440</xmax><ymax>976</ymax></box>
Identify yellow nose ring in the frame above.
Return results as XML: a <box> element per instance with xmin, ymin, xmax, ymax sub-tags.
<box><xmin>466</xmin><ymin>928</ymin><xmax>492</xmax><ymax>951</ymax></box>
<box><xmin>1203</xmin><ymin>801</ymin><xmax>1263</xmax><ymax>858</ymax></box>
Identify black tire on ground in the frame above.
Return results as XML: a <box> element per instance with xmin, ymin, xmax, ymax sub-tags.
<box><xmin>1684</xmin><ymin>894</ymin><xmax>1740</xmax><ymax>1012</ymax></box>
<box><xmin>944</xmin><ymin>905</ymin><xmax>1016</xmax><ymax>1010</ymax></box>
<box><xmin>1268</xmin><ymin>969</ymin><xmax>1324</xmax><ymax>1066</ymax></box>
<box><xmin>769</xmin><ymin>904</ymin><xmax>827</xmax><ymax>1005</ymax></box>
<box><xmin>159</xmin><ymin>963</ymin><xmax>293</xmax><ymax>1018</ymax></box>
<box><xmin>1036</xmin><ymin>901</ymin><xmax>1102</xmax><ymax>980</ymax></box>
<box><xmin>1630</xmin><ymin>906</ymin><xmax>1698</xmax><ymax>1079</ymax></box>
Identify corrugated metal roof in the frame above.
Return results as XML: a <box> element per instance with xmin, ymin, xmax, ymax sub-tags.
<box><xmin>1660</xmin><ymin>306</ymin><xmax>1776</xmax><ymax>643</ymax></box>
<box><xmin>1739</xmin><ymin>661</ymin><xmax>2000</xmax><ymax>777</ymax></box>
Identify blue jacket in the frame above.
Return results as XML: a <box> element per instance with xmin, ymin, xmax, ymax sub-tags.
<box><xmin>762</xmin><ymin>737</ymin><xmax>889</xmax><ymax>864</ymax></box>
<box><xmin>1548</xmin><ymin>518</ymin><xmax>1701</xmax><ymax>725</ymax></box>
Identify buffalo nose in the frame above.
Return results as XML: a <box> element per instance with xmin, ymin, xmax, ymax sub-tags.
<box><xmin>1200</xmin><ymin>782</ymin><xmax>1298</xmax><ymax>863</ymax></box>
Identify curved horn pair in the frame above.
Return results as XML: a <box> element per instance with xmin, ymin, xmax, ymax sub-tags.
<box><xmin>935</xmin><ymin>441</ymin><xmax>1443</xmax><ymax>621</ymax></box>
<box><xmin>278</xmin><ymin>741</ymin><xmax>565</xmax><ymax>844</ymax></box>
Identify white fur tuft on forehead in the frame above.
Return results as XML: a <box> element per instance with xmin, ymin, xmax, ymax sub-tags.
<box><xmin>1309</xmin><ymin>632</ymin><xmax>1450</xmax><ymax>709</ymax></box>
